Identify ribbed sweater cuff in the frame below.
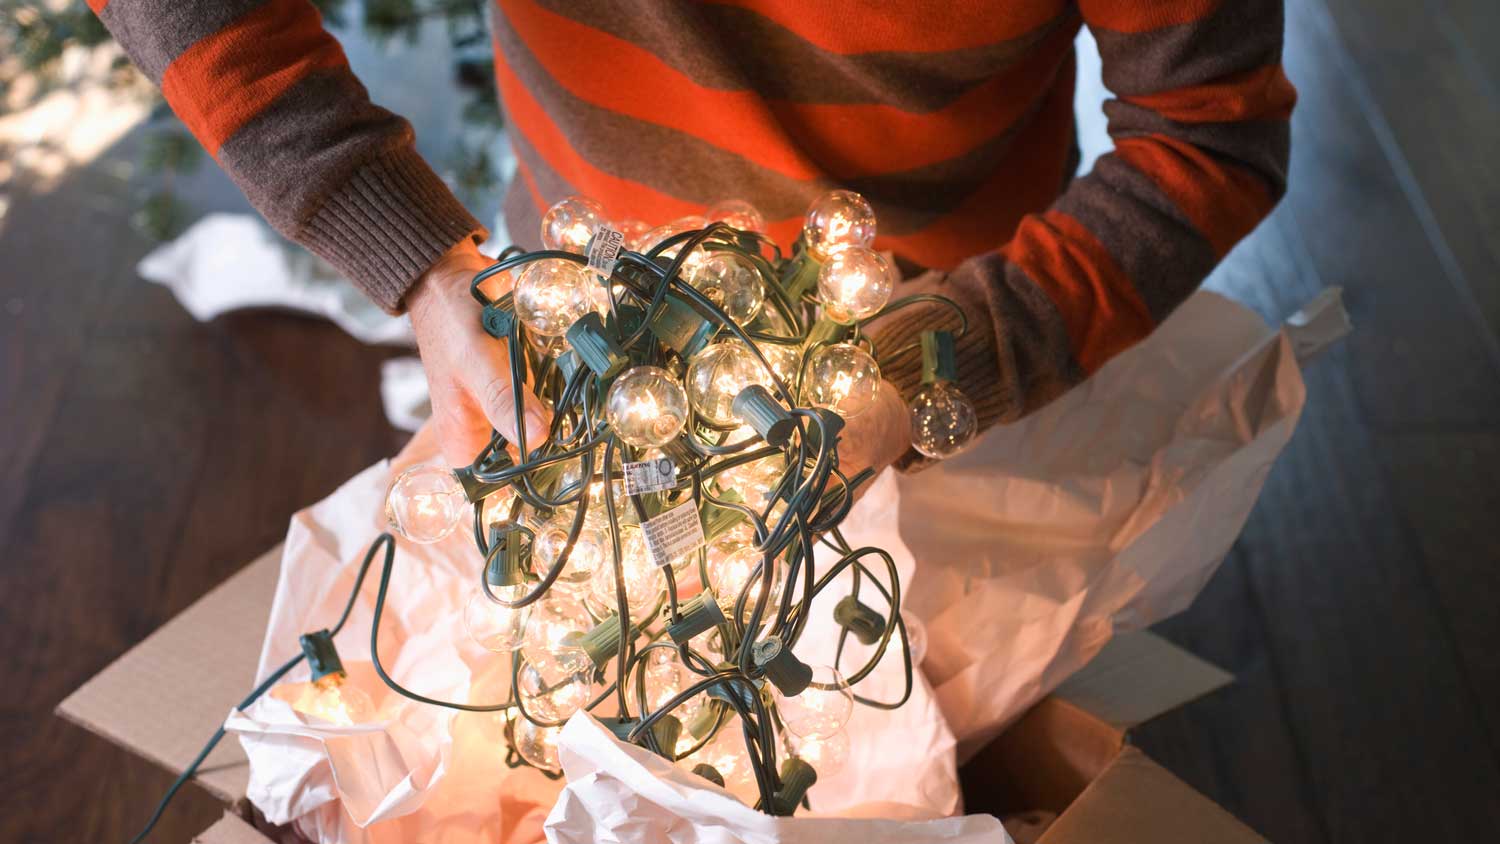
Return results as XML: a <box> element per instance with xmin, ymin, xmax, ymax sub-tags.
<box><xmin>301</xmin><ymin>145</ymin><xmax>487</xmax><ymax>311</ymax></box>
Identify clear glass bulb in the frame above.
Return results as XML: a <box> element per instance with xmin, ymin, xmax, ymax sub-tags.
<box><xmin>715</xmin><ymin>451</ymin><xmax>786</xmax><ymax>512</ymax></box>
<box><xmin>385</xmin><ymin>464</ymin><xmax>466</xmax><ymax>544</ymax></box>
<box><xmin>686</xmin><ymin>342</ymin><xmax>772</xmax><ymax>428</ymax></box>
<box><xmin>803</xmin><ymin>189</ymin><xmax>876</xmax><ymax>259</ymax></box>
<box><xmin>520</xmin><ymin>590</ymin><xmax>592</xmax><ymax>678</ymax></box>
<box><xmin>755</xmin><ymin>341</ymin><xmax>801</xmax><ymax>388</ymax></box>
<box><xmin>606</xmin><ymin>366</ymin><xmax>689</xmax><ymax>447</ymax></box>
<box><xmin>586</xmin><ymin>526</ymin><xmax>665</xmax><ymax>619</ymax></box>
<box><xmin>532</xmin><ymin>513</ymin><xmax>609</xmax><ymax>583</ymax></box>
<box><xmin>901</xmin><ymin>611</ymin><xmax>928</xmax><ymax>667</ymax></box>
<box><xmin>463</xmin><ymin>584</ymin><xmax>531</xmax><ymax>653</ymax></box>
<box><xmin>776</xmin><ymin>665</ymin><xmax>853</xmax><ymax>739</ymax></box>
<box><xmin>541</xmin><ymin>195</ymin><xmax>606</xmax><ymax>254</ymax></box>
<box><xmin>909</xmin><ymin>380</ymin><xmax>979</xmax><ymax>459</ymax></box>
<box><xmin>708</xmin><ymin>545</ymin><xmax>783</xmax><ymax>620</ymax></box>
<box><xmin>689</xmin><ymin>717</ymin><xmax>755</xmax><ymax>796</ymax></box>
<box><xmin>633</xmin><ymin>647</ymin><xmax>709</xmax><ymax>756</ymax></box>
<box><xmin>817</xmin><ymin>245</ymin><xmax>895</xmax><ymax>323</ymax></box>
<box><xmin>613</xmin><ymin>218</ymin><xmax>653</xmax><ymax>251</ymax></box>
<box><xmin>640</xmin><ymin>215</ymin><xmax>707</xmax><ymax>256</ymax></box>
<box><xmin>517</xmin><ymin>648</ymin><xmax>595</xmax><ymax>722</ymax></box>
<box><xmin>783</xmin><ymin>727</ymin><xmax>850</xmax><ymax>777</ymax></box>
<box><xmin>514</xmin><ymin>259</ymin><xmax>594</xmax><ymax>336</ymax></box>
<box><xmin>688</xmin><ymin>251</ymin><xmax>765</xmax><ymax>322</ymax></box>
<box><xmin>706</xmin><ymin>198</ymin><xmax>766</xmax><ymax>233</ymax></box>
<box><xmin>283</xmin><ymin>674</ymin><xmax>376</xmax><ymax>726</ymax></box>
<box><xmin>803</xmin><ymin>343</ymin><xmax>881</xmax><ymax>418</ymax></box>
<box><xmin>513</xmin><ymin>715</ymin><xmax>563</xmax><ymax>772</ymax></box>
<box><xmin>481</xmin><ymin>486</ymin><xmax>519</xmax><ymax>531</ymax></box>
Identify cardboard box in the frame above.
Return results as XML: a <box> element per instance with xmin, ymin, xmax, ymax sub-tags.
<box><xmin>58</xmin><ymin>547</ymin><xmax>1267</xmax><ymax>843</ymax></box>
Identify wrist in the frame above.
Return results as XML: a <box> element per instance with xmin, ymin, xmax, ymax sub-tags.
<box><xmin>407</xmin><ymin>239</ymin><xmax>489</xmax><ymax>317</ymax></box>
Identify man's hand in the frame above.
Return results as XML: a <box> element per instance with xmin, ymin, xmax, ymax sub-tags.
<box><xmin>407</xmin><ymin>240</ymin><xmax>550</xmax><ymax>467</ymax></box>
<box><xmin>834</xmin><ymin>380</ymin><xmax>912</xmax><ymax>496</ymax></box>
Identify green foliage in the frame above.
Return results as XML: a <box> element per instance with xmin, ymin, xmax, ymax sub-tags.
<box><xmin>140</xmin><ymin>129</ymin><xmax>204</xmax><ymax>176</ymax></box>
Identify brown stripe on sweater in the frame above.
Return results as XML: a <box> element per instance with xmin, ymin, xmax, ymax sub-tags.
<box><xmin>534</xmin><ymin>0</ymin><xmax>1066</xmax><ymax>111</ymax></box>
<box><xmin>503</xmin><ymin>177</ymin><xmax>545</xmax><ymax>251</ymax></box>
<box><xmin>1054</xmin><ymin>159</ymin><xmax>1219</xmax><ymax>323</ymax></box>
<box><xmin>216</xmin><ymin>69</ymin><xmax>412</xmax><ymax>234</ymax></box>
<box><xmin>1103</xmin><ymin>100</ymin><xmax>1291</xmax><ymax>196</ymax></box>
<box><xmin>1090</xmin><ymin>0</ymin><xmax>1285</xmax><ymax>96</ymax></box>
<box><xmin>97</xmin><ymin>0</ymin><xmax>265</xmax><ymax>82</ymax></box>
<box><xmin>494</xmin><ymin>9</ymin><xmax>1041</xmax><ymax>236</ymax></box>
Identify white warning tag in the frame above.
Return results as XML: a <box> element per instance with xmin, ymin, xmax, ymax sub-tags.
<box><xmin>622</xmin><ymin>457</ymin><xmax>678</xmax><ymax>495</ymax></box>
<box><xmin>586</xmin><ymin>226</ymin><xmax>624</xmax><ymax>278</ymax></box>
<box><xmin>641</xmin><ymin>500</ymin><xmax>704</xmax><ymax>568</ymax></box>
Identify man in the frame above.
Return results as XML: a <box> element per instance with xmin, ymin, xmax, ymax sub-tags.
<box><xmin>89</xmin><ymin>0</ymin><xmax>1295</xmax><ymax>477</ymax></box>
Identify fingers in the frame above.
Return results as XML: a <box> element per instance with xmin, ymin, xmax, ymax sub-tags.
<box><xmin>432</xmin><ymin>387</ymin><xmax>496</xmax><ymax>468</ymax></box>
<box><xmin>475</xmin><ymin>371</ymin><xmax>551</xmax><ymax>450</ymax></box>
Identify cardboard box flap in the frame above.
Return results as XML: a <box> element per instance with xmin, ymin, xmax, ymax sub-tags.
<box><xmin>195</xmin><ymin>812</ymin><xmax>275</xmax><ymax>844</ymax></box>
<box><xmin>1037</xmin><ymin>746</ymin><xmax>1266</xmax><ymax>843</ymax></box>
<box><xmin>56</xmin><ymin>546</ymin><xmax>284</xmax><ymax>804</ymax></box>
<box><xmin>1051</xmin><ymin>630</ymin><xmax>1232</xmax><ymax>730</ymax></box>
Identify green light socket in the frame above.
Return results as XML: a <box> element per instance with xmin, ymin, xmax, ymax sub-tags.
<box><xmin>833</xmin><ymin>596</ymin><xmax>886</xmax><ymax>646</ymax></box>
<box><xmin>454</xmin><ymin>459</ymin><xmax>513</xmax><ymax>503</ymax></box>
<box><xmin>480</xmin><ymin>304</ymin><xmax>515</xmax><ymax>339</ymax></box>
<box><xmin>649</xmin><ymin>714</ymin><xmax>681</xmax><ymax>760</ymax></box>
<box><xmin>299</xmin><ymin>630</ymin><xmax>344</xmax><ymax>682</ymax></box>
<box><xmin>752</xmin><ymin>635</ymin><xmax>812</xmax><ymax>696</ymax></box>
<box><xmin>803</xmin><ymin>318</ymin><xmax>850</xmax><ymax>350</ymax></box>
<box><xmin>649</xmin><ymin>295</ymin><xmax>715</xmax><ymax>358</ymax></box>
<box><xmin>920</xmin><ymin>330</ymin><xmax>958</xmax><ymax>385</ymax></box>
<box><xmin>732</xmin><ymin>384</ymin><xmax>795</xmax><ymax>447</ymax></box>
<box><xmin>666</xmin><ymin>592</ymin><xmax>726</xmax><ymax>644</ymax></box>
<box><xmin>565</xmin><ymin>312</ymin><xmax>627</xmax><ymax>377</ymax></box>
<box><xmin>691</xmin><ymin>763</ymin><xmax>725</xmax><ymax>787</ymax></box>
<box><xmin>484</xmin><ymin>524</ymin><xmax>527</xmax><ymax>587</ymax></box>
<box><xmin>772</xmin><ymin>758</ymin><xmax>818</xmax><ymax>815</ymax></box>
<box><xmin>572</xmin><ymin>615</ymin><xmax>628</xmax><ymax>668</ymax></box>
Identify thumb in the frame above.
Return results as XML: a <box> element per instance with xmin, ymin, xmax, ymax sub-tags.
<box><xmin>471</xmin><ymin>362</ymin><xmax>551</xmax><ymax>453</ymax></box>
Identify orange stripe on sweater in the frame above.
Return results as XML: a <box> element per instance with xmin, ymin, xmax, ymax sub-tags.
<box><xmin>86</xmin><ymin>0</ymin><xmax>109</xmax><ymax>13</ymax></box>
<box><xmin>1124</xmin><ymin>64</ymin><xmax>1297</xmax><ymax>123</ymax></box>
<box><xmin>1079</xmin><ymin>0</ymin><xmax>1220</xmax><ymax>34</ymax></box>
<box><xmin>494</xmin><ymin>46</ymin><xmax>704</xmax><ymax>223</ymax></box>
<box><xmin>1115</xmin><ymin>134</ymin><xmax>1275</xmax><ymax>256</ymax></box>
<box><xmin>1004</xmin><ymin>210</ymin><xmax>1155</xmax><ymax>373</ymax></box>
<box><xmin>160</xmin><ymin>0</ymin><xmax>346</xmax><ymax>156</ymax></box>
<box><xmin>501</xmin><ymin>0</ymin><xmax>1078</xmax><ymax>179</ymax></box>
<box><xmin>701</xmin><ymin>0</ymin><xmax>1063</xmax><ymax>54</ymax></box>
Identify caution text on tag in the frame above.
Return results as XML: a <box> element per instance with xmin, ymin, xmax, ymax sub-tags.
<box><xmin>586</xmin><ymin>226</ymin><xmax>624</xmax><ymax>278</ymax></box>
<box><xmin>623</xmin><ymin>457</ymin><xmax>678</xmax><ymax>496</ymax></box>
<box><xmin>642</xmin><ymin>500</ymin><xmax>704</xmax><ymax>568</ymax></box>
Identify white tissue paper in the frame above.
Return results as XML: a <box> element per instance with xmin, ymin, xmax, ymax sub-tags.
<box><xmin>227</xmin><ymin>289</ymin><xmax>1341</xmax><ymax>842</ymax></box>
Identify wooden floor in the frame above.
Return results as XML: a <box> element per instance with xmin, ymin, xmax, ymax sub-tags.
<box><xmin>2</xmin><ymin>0</ymin><xmax>1497</xmax><ymax>841</ymax></box>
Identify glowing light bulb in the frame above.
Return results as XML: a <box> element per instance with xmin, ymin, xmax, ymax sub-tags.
<box><xmin>803</xmin><ymin>190</ymin><xmax>876</xmax><ymax>259</ymax></box>
<box><xmin>909</xmin><ymin>380</ymin><xmax>979</xmax><ymax>459</ymax></box>
<box><xmin>532</xmin><ymin>513</ymin><xmax>609</xmax><ymax>583</ymax></box>
<box><xmin>803</xmin><ymin>343</ymin><xmax>881</xmax><ymax>418</ymax></box>
<box><xmin>541</xmin><ymin>195</ymin><xmax>606</xmax><ymax>254</ymax></box>
<box><xmin>385</xmin><ymin>464</ymin><xmax>466</xmax><ymax>544</ymax></box>
<box><xmin>783</xmin><ymin>727</ymin><xmax>850</xmax><ymax>777</ymax></box>
<box><xmin>613</xmin><ymin>218</ymin><xmax>653</xmax><ymax>251</ymax></box>
<box><xmin>688</xmin><ymin>251</ymin><xmax>765</xmax><ymax>322</ymax></box>
<box><xmin>686</xmin><ymin>342</ymin><xmax>772</xmax><ymax>428</ymax></box>
<box><xmin>633</xmin><ymin>648</ymin><xmax>710</xmax><ymax>755</ymax></box>
<box><xmin>706</xmin><ymin>198</ymin><xmax>766</xmax><ymax>233</ymax></box>
<box><xmin>817</xmin><ymin>245</ymin><xmax>895</xmax><ymax>323</ymax></box>
<box><xmin>715</xmin><ymin>451</ymin><xmax>786</xmax><ymax>512</ymax></box>
<box><xmin>481</xmin><ymin>486</ymin><xmax>519</xmax><ymax>531</ymax></box>
<box><xmin>690</xmin><ymin>717</ymin><xmax>756</xmax><ymax>796</ymax></box>
<box><xmin>520</xmin><ymin>590</ymin><xmax>592</xmax><ymax>679</ymax></box>
<box><xmin>513</xmin><ymin>715</ymin><xmax>564</xmax><ymax>772</ymax></box>
<box><xmin>514</xmin><ymin>259</ymin><xmax>594</xmax><ymax>336</ymax></box>
<box><xmin>640</xmin><ymin>216</ymin><xmax>707</xmax><ymax>255</ymax></box>
<box><xmin>709</xmin><ymin>546</ymin><xmax>783</xmax><ymax>620</ymax></box>
<box><xmin>606</xmin><ymin>366</ymin><xmax>689</xmax><ymax>447</ymax></box>
<box><xmin>463</xmin><ymin>584</ymin><xmax>531</xmax><ymax>653</ymax></box>
<box><xmin>756</xmin><ymin>341</ymin><xmax>801</xmax><ymax>387</ymax></box>
<box><xmin>283</xmin><ymin>674</ymin><xmax>376</xmax><ymax>726</ymax></box>
<box><xmin>775</xmin><ymin>665</ymin><xmax>853</xmax><ymax>739</ymax></box>
<box><xmin>586</xmin><ymin>526</ymin><xmax>665</xmax><ymax>618</ymax></box>
<box><xmin>518</xmin><ymin>648</ymin><xmax>595</xmax><ymax>722</ymax></box>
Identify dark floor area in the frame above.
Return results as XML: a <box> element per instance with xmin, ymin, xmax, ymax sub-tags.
<box><xmin>2</xmin><ymin>0</ymin><xmax>1498</xmax><ymax>841</ymax></box>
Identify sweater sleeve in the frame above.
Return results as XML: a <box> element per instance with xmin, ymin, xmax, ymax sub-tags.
<box><xmin>89</xmin><ymin>0</ymin><xmax>487</xmax><ymax>310</ymax></box>
<box><xmin>869</xmin><ymin>0</ymin><xmax>1296</xmax><ymax>465</ymax></box>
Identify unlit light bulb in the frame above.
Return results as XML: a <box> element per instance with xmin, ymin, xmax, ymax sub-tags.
<box><xmin>517</xmin><ymin>649</ymin><xmax>595</xmax><ymax>722</ymax></box>
<box><xmin>532</xmin><ymin>514</ymin><xmax>609</xmax><ymax>583</ymax></box>
<box><xmin>513</xmin><ymin>715</ymin><xmax>563</xmax><ymax>771</ymax></box>
<box><xmin>463</xmin><ymin>584</ymin><xmax>531</xmax><ymax>653</ymax></box>
<box><xmin>385</xmin><ymin>464</ymin><xmax>466</xmax><ymax>544</ymax></box>
<box><xmin>686</xmin><ymin>342</ymin><xmax>772</xmax><ymax>428</ymax></box>
<box><xmin>514</xmin><ymin>259</ymin><xmax>594</xmax><ymax>336</ymax></box>
<box><xmin>541</xmin><ymin>195</ymin><xmax>606</xmax><ymax>254</ymax></box>
<box><xmin>689</xmin><ymin>251</ymin><xmax>765</xmax><ymax>322</ymax></box>
<box><xmin>784</xmin><ymin>727</ymin><xmax>850</xmax><ymax>777</ymax></box>
<box><xmin>803</xmin><ymin>190</ymin><xmax>876</xmax><ymax>259</ymax></box>
<box><xmin>910</xmin><ymin>380</ymin><xmax>978</xmax><ymax>458</ymax></box>
<box><xmin>706</xmin><ymin>198</ymin><xmax>766</xmax><ymax>233</ymax></box>
<box><xmin>817</xmin><ymin>245</ymin><xmax>895</xmax><ymax>323</ymax></box>
<box><xmin>803</xmin><ymin>343</ymin><xmax>881</xmax><ymax>418</ymax></box>
<box><xmin>606</xmin><ymin>366</ymin><xmax>689</xmax><ymax>447</ymax></box>
<box><xmin>776</xmin><ymin>664</ymin><xmax>852</xmax><ymax>739</ymax></box>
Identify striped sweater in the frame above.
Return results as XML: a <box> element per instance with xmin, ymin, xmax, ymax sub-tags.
<box><xmin>93</xmin><ymin>0</ymin><xmax>1296</xmax><ymax>439</ymax></box>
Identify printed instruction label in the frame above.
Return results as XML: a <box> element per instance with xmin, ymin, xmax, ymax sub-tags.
<box><xmin>622</xmin><ymin>457</ymin><xmax>678</xmax><ymax>496</ymax></box>
<box><xmin>586</xmin><ymin>225</ymin><xmax>624</xmax><ymax>278</ymax></box>
<box><xmin>642</xmin><ymin>500</ymin><xmax>704</xmax><ymax>568</ymax></box>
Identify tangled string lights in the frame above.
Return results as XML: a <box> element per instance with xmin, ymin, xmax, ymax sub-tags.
<box><xmin>287</xmin><ymin>190</ymin><xmax>986</xmax><ymax>816</ymax></box>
